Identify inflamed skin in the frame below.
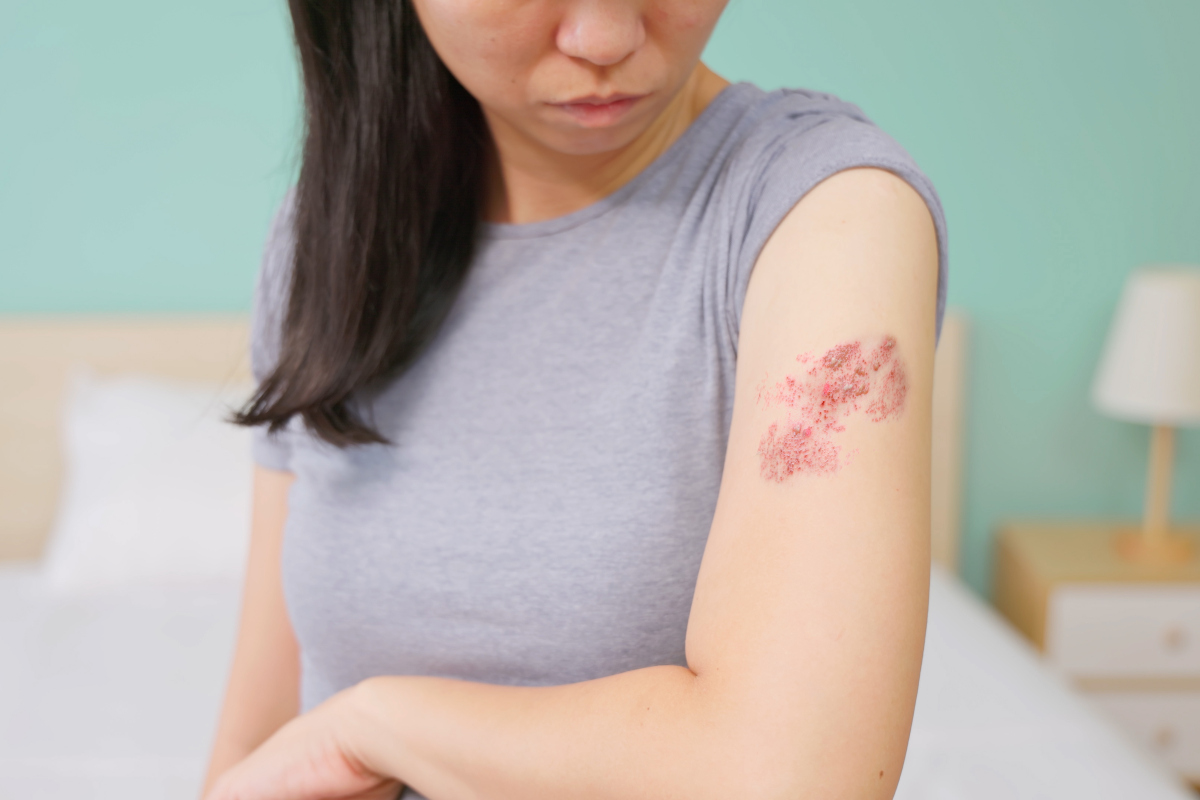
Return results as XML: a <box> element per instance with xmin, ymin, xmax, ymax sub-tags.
<box><xmin>755</xmin><ymin>335</ymin><xmax>907</xmax><ymax>482</ymax></box>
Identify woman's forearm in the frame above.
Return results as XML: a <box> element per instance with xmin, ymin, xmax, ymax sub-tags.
<box><xmin>343</xmin><ymin>665</ymin><xmax>776</xmax><ymax>800</ymax></box>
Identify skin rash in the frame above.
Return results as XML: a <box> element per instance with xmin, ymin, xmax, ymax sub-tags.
<box><xmin>756</xmin><ymin>335</ymin><xmax>907</xmax><ymax>482</ymax></box>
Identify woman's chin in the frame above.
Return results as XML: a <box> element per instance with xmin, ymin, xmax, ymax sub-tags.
<box><xmin>533</xmin><ymin>112</ymin><xmax>660</xmax><ymax>157</ymax></box>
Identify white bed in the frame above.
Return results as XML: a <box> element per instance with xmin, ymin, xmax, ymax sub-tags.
<box><xmin>0</xmin><ymin>315</ymin><xmax>1194</xmax><ymax>799</ymax></box>
<box><xmin>0</xmin><ymin>565</ymin><xmax>239</xmax><ymax>798</ymax></box>
<box><xmin>0</xmin><ymin>562</ymin><xmax>1189</xmax><ymax>799</ymax></box>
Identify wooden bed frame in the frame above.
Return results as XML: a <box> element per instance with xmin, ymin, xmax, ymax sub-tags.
<box><xmin>0</xmin><ymin>312</ymin><xmax>969</xmax><ymax>570</ymax></box>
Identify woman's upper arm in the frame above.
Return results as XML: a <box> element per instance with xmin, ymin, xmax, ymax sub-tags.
<box><xmin>231</xmin><ymin>464</ymin><xmax>299</xmax><ymax>705</ymax></box>
<box><xmin>243</xmin><ymin>465</ymin><xmax>296</xmax><ymax>613</ymax></box>
<box><xmin>686</xmin><ymin>167</ymin><xmax>939</xmax><ymax>797</ymax></box>
<box><xmin>202</xmin><ymin>465</ymin><xmax>299</xmax><ymax>790</ymax></box>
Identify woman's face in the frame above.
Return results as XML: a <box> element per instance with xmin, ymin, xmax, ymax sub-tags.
<box><xmin>411</xmin><ymin>0</ymin><xmax>728</xmax><ymax>156</ymax></box>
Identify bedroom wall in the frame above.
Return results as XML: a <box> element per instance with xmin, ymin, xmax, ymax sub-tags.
<box><xmin>2</xmin><ymin>0</ymin><xmax>1198</xmax><ymax>594</ymax></box>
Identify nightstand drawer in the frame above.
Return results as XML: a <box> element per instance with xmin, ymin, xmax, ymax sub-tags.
<box><xmin>1089</xmin><ymin>690</ymin><xmax>1200</xmax><ymax>779</ymax></box>
<box><xmin>1045</xmin><ymin>584</ymin><xmax>1200</xmax><ymax>677</ymax></box>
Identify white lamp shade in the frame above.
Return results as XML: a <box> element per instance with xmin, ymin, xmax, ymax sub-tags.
<box><xmin>1092</xmin><ymin>265</ymin><xmax>1200</xmax><ymax>426</ymax></box>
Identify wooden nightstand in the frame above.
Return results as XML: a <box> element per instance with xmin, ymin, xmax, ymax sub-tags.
<box><xmin>994</xmin><ymin>521</ymin><xmax>1200</xmax><ymax>787</ymax></box>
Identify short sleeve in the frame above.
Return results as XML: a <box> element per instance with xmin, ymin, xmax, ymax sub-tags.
<box><xmin>727</xmin><ymin>90</ymin><xmax>949</xmax><ymax>343</ymax></box>
<box><xmin>248</xmin><ymin>187</ymin><xmax>298</xmax><ymax>472</ymax></box>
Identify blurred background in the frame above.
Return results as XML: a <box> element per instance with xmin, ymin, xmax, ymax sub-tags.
<box><xmin>4</xmin><ymin>0</ymin><xmax>1198</xmax><ymax>594</ymax></box>
<box><xmin>2</xmin><ymin>1</ymin><xmax>1200</xmax><ymax>797</ymax></box>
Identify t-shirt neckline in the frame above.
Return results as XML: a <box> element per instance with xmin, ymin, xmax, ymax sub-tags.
<box><xmin>482</xmin><ymin>82</ymin><xmax>754</xmax><ymax>241</ymax></box>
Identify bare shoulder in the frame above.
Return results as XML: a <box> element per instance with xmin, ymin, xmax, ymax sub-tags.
<box><xmin>739</xmin><ymin>166</ymin><xmax>939</xmax><ymax>386</ymax></box>
<box><xmin>754</xmin><ymin>165</ymin><xmax>937</xmax><ymax>283</ymax></box>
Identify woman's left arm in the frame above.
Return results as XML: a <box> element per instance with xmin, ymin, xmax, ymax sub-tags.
<box><xmin>207</xmin><ymin>166</ymin><xmax>938</xmax><ymax>800</ymax></box>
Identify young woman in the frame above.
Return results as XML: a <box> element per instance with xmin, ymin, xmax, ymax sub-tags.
<box><xmin>202</xmin><ymin>0</ymin><xmax>947</xmax><ymax>798</ymax></box>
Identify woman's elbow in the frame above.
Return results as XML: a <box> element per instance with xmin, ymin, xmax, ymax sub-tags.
<box><xmin>692</xmin><ymin>709</ymin><xmax>910</xmax><ymax>800</ymax></box>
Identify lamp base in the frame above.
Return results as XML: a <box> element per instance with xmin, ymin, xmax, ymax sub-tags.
<box><xmin>1115</xmin><ymin>531</ymin><xmax>1195</xmax><ymax>564</ymax></box>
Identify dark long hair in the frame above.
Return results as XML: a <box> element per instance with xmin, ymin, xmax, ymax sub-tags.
<box><xmin>235</xmin><ymin>0</ymin><xmax>488</xmax><ymax>446</ymax></box>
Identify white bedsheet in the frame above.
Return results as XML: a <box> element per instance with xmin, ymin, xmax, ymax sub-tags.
<box><xmin>0</xmin><ymin>562</ymin><xmax>1192</xmax><ymax>800</ymax></box>
<box><xmin>898</xmin><ymin>568</ymin><xmax>1192</xmax><ymax>799</ymax></box>
<box><xmin>0</xmin><ymin>564</ymin><xmax>239</xmax><ymax>799</ymax></box>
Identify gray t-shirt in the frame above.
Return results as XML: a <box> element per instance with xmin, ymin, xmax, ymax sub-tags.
<box><xmin>250</xmin><ymin>83</ymin><xmax>948</xmax><ymax>748</ymax></box>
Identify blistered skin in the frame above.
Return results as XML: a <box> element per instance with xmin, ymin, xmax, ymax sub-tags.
<box><xmin>755</xmin><ymin>336</ymin><xmax>907</xmax><ymax>482</ymax></box>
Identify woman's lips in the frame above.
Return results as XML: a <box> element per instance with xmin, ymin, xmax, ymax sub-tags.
<box><xmin>550</xmin><ymin>94</ymin><xmax>645</xmax><ymax>127</ymax></box>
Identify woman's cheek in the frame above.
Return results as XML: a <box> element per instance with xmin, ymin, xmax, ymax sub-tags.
<box><xmin>416</xmin><ymin>0</ymin><xmax>548</xmax><ymax>68</ymax></box>
<box><xmin>648</xmin><ymin>0</ymin><xmax>727</xmax><ymax>42</ymax></box>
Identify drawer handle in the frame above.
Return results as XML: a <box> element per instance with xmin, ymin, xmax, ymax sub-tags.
<box><xmin>1162</xmin><ymin>625</ymin><xmax>1188</xmax><ymax>653</ymax></box>
<box><xmin>1154</xmin><ymin>725</ymin><xmax>1177</xmax><ymax>751</ymax></box>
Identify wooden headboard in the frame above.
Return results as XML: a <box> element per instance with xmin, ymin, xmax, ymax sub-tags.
<box><xmin>0</xmin><ymin>311</ymin><xmax>969</xmax><ymax>570</ymax></box>
<box><xmin>0</xmin><ymin>316</ymin><xmax>252</xmax><ymax>560</ymax></box>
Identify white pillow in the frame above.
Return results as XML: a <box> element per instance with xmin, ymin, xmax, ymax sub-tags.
<box><xmin>43</xmin><ymin>371</ymin><xmax>256</xmax><ymax>594</ymax></box>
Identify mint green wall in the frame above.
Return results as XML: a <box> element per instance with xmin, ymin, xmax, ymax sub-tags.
<box><xmin>3</xmin><ymin>1</ymin><xmax>1198</xmax><ymax>593</ymax></box>
<box><xmin>0</xmin><ymin>0</ymin><xmax>299</xmax><ymax>311</ymax></box>
<box><xmin>704</xmin><ymin>0</ymin><xmax>1200</xmax><ymax>592</ymax></box>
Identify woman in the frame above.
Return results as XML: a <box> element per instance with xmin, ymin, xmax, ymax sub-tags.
<box><xmin>203</xmin><ymin>0</ymin><xmax>947</xmax><ymax>797</ymax></box>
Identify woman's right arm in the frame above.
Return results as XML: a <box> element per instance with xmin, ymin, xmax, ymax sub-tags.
<box><xmin>201</xmin><ymin>465</ymin><xmax>300</xmax><ymax>795</ymax></box>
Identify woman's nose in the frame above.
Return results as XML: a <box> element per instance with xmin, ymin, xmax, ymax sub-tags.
<box><xmin>555</xmin><ymin>1</ymin><xmax>646</xmax><ymax>67</ymax></box>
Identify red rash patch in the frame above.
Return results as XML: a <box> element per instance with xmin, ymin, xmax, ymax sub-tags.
<box><xmin>755</xmin><ymin>336</ymin><xmax>907</xmax><ymax>482</ymax></box>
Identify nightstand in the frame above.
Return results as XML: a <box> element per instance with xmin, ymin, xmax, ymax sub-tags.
<box><xmin>994</xmin><ymin>521</ymin><xmax>1200</xmax><ymax>787</ymax></box>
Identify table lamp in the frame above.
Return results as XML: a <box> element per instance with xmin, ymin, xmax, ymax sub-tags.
<box><xmin>1092</xmin><ymin>265</ymin><xmax>1200</xmax><ymax>563</ymax></box>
